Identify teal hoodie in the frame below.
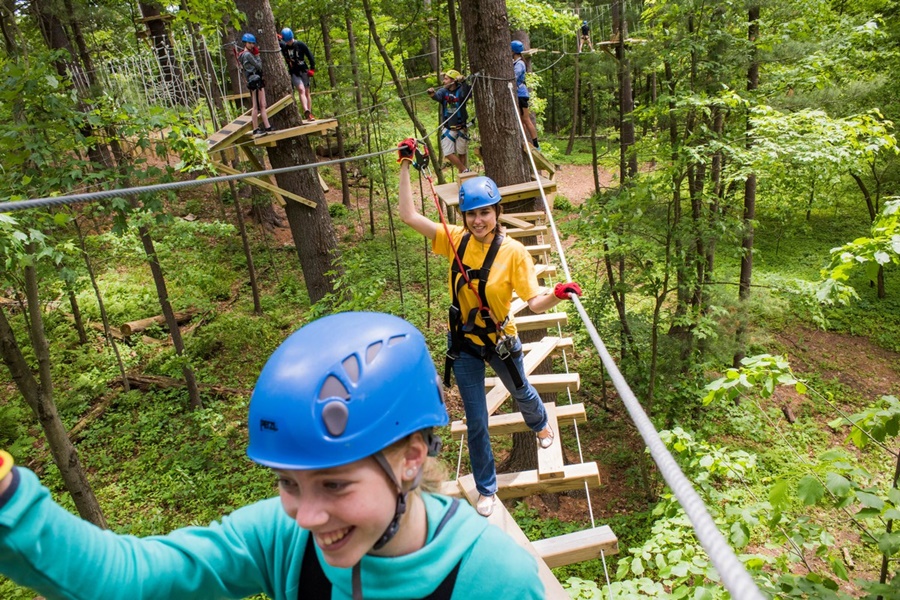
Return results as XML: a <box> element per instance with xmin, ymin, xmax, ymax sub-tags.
<box><xmin>0</xmin><ymin>468</ymin><xmax>544</xmax><ymax>599</ymax></box>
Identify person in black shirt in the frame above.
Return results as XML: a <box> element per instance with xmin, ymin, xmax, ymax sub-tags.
<box><xmin>427</xmin><ymin>69</ymin><xmax>472</xmax><ymax>172</ymax></box>
<box><xmin>280</xmin><ymin>28</ymin><xmax>317</xmax><ymax>121</ymax></box>
<box><xmin>579</xmin><ymin>20</ymin><xmax>594</xmax><ymax>52</ymax></box>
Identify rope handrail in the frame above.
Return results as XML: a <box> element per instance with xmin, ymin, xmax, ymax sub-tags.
<box><xmin>505</xmin><ymin>81</ymin><xmax>766</xmax><ymax>600</ymax></box>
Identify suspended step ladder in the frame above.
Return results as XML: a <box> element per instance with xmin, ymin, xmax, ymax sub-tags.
<box><xmin>436</xmin><ymin>191</ymin><xmax>618</xmax><ymax>597</ymax></box>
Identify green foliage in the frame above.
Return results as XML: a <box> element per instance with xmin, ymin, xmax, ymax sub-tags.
<box><xmin>703</xmin><ymin>354</ymin><xmax>808</xmax><ymax>406</ymax></box>
<box><xmin>819</xmin><ymin>199</ymin><xmax>900</xmax><ymax>300</ymax></box>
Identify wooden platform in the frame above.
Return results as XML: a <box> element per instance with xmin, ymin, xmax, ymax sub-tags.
<box><xmin>435</xmin><ymin>176</ymin><xmax>557</xmax><ymax>208</ymax></box>
<box><xmin>206</xmin><ymin>94</ymin><xmax>295</xmax><ymax>155</ymax></box>
<box><xmin>253</xmin><ymin>119</ymin><xmax>338</xmax><ymax>146</ymax></box>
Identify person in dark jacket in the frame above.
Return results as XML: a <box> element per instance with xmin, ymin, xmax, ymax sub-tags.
<box><xmin>427</xmin><ymin>69</ymin><xmax>472</xmax><ymax>172</ymax></box>
<box><xmin>239</xmin><ymin>33</ymin><xmax>274</xmax><ymax>135</ymax></box>
<box><xmin>280</xmin><ymin>27</ymin><xmax>317</xmax><ymax>121</ymax></box>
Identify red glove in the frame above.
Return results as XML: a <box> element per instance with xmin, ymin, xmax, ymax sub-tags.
<box><xmin>307</xmin><ymin>69</ymin><xmax>315</xmax><ymax>77</ymax></box>
<box><xmin>251</xmin><ymin>46</ymin><xmax>260</xmax><ymax>55</ymax></box>
<box><xmin>554</xmin><ymin>282</ymin><xmax>582</xmax><ymax>299</ymax></box>
<box><xmin>397</xmin><ymin>138</ymin><xmax>416</xmax><ymax>164</ymax></box>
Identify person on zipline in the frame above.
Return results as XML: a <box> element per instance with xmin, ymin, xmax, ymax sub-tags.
<box><xmin>427</xmin><ymin>69</ymin><xmax>472</xmax><ymax>173</ymax></box>
<box><xmin>512</xmin><ymin>40</ymin><xmax>540</xmax><ymax>150</ymax></box>
<box><xmin>239</xmin><ymin>33</ymin><xmax>274</xmax><ymax>136</ymax></box>
<box><xmin>397</xmin><ymin>143</ymin><xmax>582</xmax><ymax>517</ymax></box>
<box><xmin>0</xmin><ymin>312</ymin><xmax>545</xmax><ymax>599</ymax></box>
<box><xmin>578</xmin><ymin>20</ymin><xmax>594</xmax><ymax>53</ymax></box>
<box><xmin>279</xmin><ymin>28</ymin><xmax>316</xmax><ymax>122</ymax></box>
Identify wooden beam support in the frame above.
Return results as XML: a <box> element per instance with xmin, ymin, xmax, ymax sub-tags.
<box><xmin>211</xmin><ymin>161</ymin><xmax>316</xmax><ymax>208</ymax></box>
<box><xmin>532</xmin><ymin>527</ymin><xmax>619</xmax><ymax>568</ymax></box>
<box><xmin>537</xmin><ymin>403</ymin><xmax>565</xmax><ymax>480</ymax></box>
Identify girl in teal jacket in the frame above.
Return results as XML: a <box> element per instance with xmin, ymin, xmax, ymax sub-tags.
<box><xmin>0</xmin><ymin>312</ymin><xmax>544</xmax><ymax>600</ymax></box>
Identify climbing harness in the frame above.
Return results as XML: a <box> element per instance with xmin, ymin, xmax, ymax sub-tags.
<box><xmin>404</xmin><ymin>140</ymin><xmax>524</xmax><ymax>390</ymax></box>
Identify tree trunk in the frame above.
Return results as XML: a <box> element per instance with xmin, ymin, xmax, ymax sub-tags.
<box><xmin>734</xmin><ymin>5</ymin><xmax>760</xmax><ymax>368</ymax></box>
<box><xmin>139</xmin><ymin>1</ymin><xmax>190</xmax><ymax>106</ymax></box>
<box><xmin>0</xmin><ymin>0</ymin><xmax>20</xmax><ymax>56</ymax></box>
<box><xmin>457</xmin><ymin>0</ymin><xmax>529</xmax><ymax>186</ymax></box>
<box><xmin>62</xmin><ymin>0</ymin><xmax>95</xmax><ymax>88</ymax></box>
<box><xmin>0</xmin><ymin>266</ymin><xmax>107</xmax><ymax>527</ymax></box>
<box><xmin>228</xmin><ymin>176</ymin><xmax>263</xmax><ymax>315</ymax></box>
<box><xmin>565</xmin><ymin>52</ymin><xmax>580</xmax><ymax>155</ymax></box>
<box><xmin>73</xmin><ymin>217</ymin><xmax>129</xmax><ymax>391</ymax></box>
<box><xmin>361</xmin><ymin>0</ymin><xmax>444</xmax><ymax>183</ymax></box>
<box><xmin>447</xmin><ymin>0</ymin><xmax>462</xmax><ymax>71</ymax></box>
<box><xmin>319</xmin><ymin>14</ymin><xmax>351</xmax><ymax>207</ymax></box>
<box><xmin>235</xmin><ymin>0</ymin><xmax>343</xmax><ymax>304</ymax></box>
<box><xmin>131</xmin><ymin>199</ymin><xmax>203</xmax><ymax>409</ymax></box>
<box><xmin>345</xmin><ymin>15</ymin><xmax>365</xmax><ymax>140</ymax></box>
<box><xmin>613</xmin><ymin>1</ymin><xmax>637</xmax><ymax>179</ymax></box>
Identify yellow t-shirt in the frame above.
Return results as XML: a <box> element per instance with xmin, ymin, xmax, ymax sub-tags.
<box><xmin>433</xmin><ymin>225</ymin><xmax>541</xmax><ymax>345</ymax></box>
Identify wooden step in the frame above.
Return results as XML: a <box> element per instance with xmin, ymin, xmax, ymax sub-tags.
<box><xmin>524</xmin><ymin>243</ymin><xmax>552</xmax><ymax>259</ymax></box>
<box><xmin>253</xmin><ymin>118</ymin><xmax>338</xmax><ymax>145</ymax></box>
<box><xmin>456</xmin><ymin>476</ymin><xmax>571</xmax><ymax>599</ymax></box>
<box><xmin>485</xmin><ymin>372</ymin><xmax>580</xmax><ymax>394</ymax></box>
<box><xmin>537</xmin><ymin>403</ymin><xmax>565</xmax><ymax>480</ymax></box>
<box><xmin>450</xmin><ymin>401</ymin><xmax>585</xmax><ymax>440</ymax></box>
<box><xmin>533</xmin><ymin>527</ymin><xmax>619</xmax><ymax>568</ymax></box>
<box><xmin>506</xmin><ymin>224</ymin><xmax>548</xmax><ymax>238</ymax></box>
<box><xmin>486</xmin><ymin>336</ymin><xmax>564</xmax><ymax>414</ymax></box>
<box><xmin>500</xmin><ymin>214</ymin><xmax>535</xmax><ymax>230</ymax></box>
<box><xmin>520</xmin><ymin>337</ymin><xmax>573</xmax><ymax>353</ymax></box>
<box><xmin>514</xmin><ymin>312</ymin><xmax>567</xmax><ymax>333</ymax></box>
<box><xmin>533</xmin><ymin>263</ymin><xmax>557</xmax><ymax>279</ymax></box>
<box><xmin>504</xmin><ymin>211</ymin><xmax>546</xmax><ymax>223</ymax></box>
<box><xmin>452</xmin><ymin>463</ymin><xmax>599</xmax><ymax>500</ymax></box>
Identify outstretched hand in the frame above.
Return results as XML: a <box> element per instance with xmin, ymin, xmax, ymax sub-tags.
<box><xmin>554</xmin><ymin>282</ymin><xmax>582</xmax><ymax>300</ymax></box>
<box><xmin>397</xmin><ymin>138</ymin><xmax>417</xmax><ymax>164</ymax></box>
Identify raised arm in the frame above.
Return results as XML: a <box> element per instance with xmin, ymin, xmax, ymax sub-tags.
<box><xmin>398</xmin><ymin>156</ymin><xmax>439</xmax><ymax>240</ymax></box>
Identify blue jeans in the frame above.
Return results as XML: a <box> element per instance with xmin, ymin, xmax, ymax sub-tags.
<box><xmin>452</xmin><ymin>336</ymin><xmax>548</xmax><ymax>497</ymax></box>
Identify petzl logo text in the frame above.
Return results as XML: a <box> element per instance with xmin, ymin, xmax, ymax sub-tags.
<box><xmin>260</xmin><ymin>420</ymin><xmax>278</xmax><ymax>431</ymax></box>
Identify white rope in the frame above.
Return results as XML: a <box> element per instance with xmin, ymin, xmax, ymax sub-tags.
<box><xmin>505</xmin><ymin>82</ymin><xmax>765</xmax><ymax>600</ymax></box>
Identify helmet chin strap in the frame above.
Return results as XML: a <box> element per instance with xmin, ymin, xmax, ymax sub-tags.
<box><xmin>350</xmin><ymin>451</ymin><xmax>414</xmax><ymax>600</ymax></box>
<box><xmin>350</xmin><ymin>431</ymin><xmax>442</xmax><ymax>600</ymax></box>
<box><xmin>371</xmin><ymin>451</ymin><xmax>411</xmax><ymax>551</ymax></box>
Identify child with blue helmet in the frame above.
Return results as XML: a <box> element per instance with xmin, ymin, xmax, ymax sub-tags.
<box><xmin>511</xmin><ymin>40</ymin><xmax>540</xmax><ymax>149</ymax></box>
<box><xmin>0</xmin><ymin>312</ymin><xmax>544</xmax><ymax>599</ymax></box>
<box><xmin>279</xmin><ymin>27</ymin><xmax>317</xmax><ymax>121</ymax></box>
<box><xmin>239</xmin><ymin>32</ymin><xmax>274</xmax><ymax>135</ymax></box>
<box><xmin>397</xmin><ymin>150</ymin><xmax>582</xmax><ymax>518</ymax></box>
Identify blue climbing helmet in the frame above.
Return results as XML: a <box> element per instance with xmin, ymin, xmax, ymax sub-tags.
<box><xmin>511</xmin><ymin>39</ymin><xmax>524</xmax><ymax>54</ymax></box>
<box><xmin>281</xmin><ymin>28</ymin><xmax>293</xmax><ymax>42</ymax></box>
<box><xmin>242</xmin><ymin>33</ymin><xmax>256</xmax><ymax>44</ymax></box>
<box><xmin>459</xmin><ymin>176</ymin><xmax>501</xmax><ymax>212</ymax></box>
<box><xmin>247</xmin><ymin>312</ymin><xmax>448</xmax><ymax>470</ymax></box>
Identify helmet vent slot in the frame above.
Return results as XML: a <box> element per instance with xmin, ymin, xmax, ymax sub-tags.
<box><xmin>342</xmin><ymin>354</ymin><xmax>361</xmax><ymax>383</ymax></box>
<box><xmin>320</xmin><ymin>375</ymin><xmax>350</xmax><ymax>400</ymax></box>
<box><xmin>387</xmin><ymin>334</ymin><xmax>406</xmax><ymax>347</ymax></box>
<box><xmin>366</xmin><ymin>341</ymin><xmax>383</xmax><ymax>364</ymax></box>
